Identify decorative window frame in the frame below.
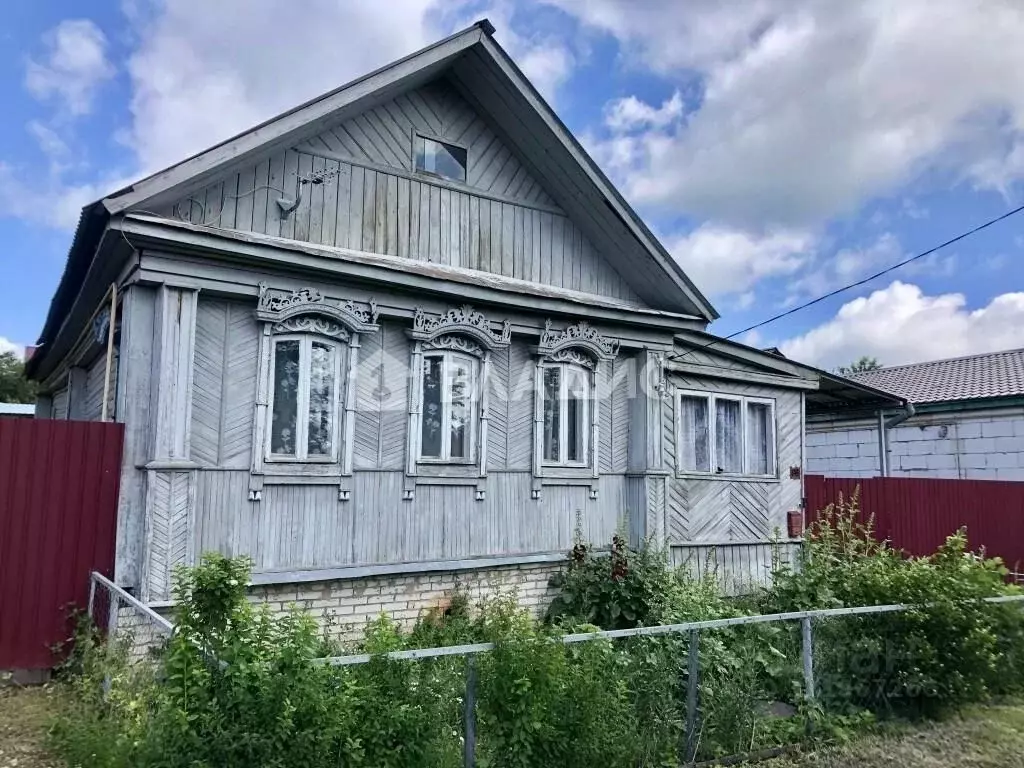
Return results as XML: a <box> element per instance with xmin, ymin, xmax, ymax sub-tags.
<box><xmin>405</xmin><ymin>305</ymin><xmax>511</xmax><ymax>501</ymax></box>
<box><xmin>531</xmin><ymin>320</ymin><xmax>620</xmax><ymax>500</ymax></box>
<box><xmin>674</xmin><ymin>388</ymin><xmax>778</xmax><ymax>480</ymax></box>
<box><xmin>250</xmin><ymin>284</ymin><xmax>380</xmax><ymax>502</ymax></box>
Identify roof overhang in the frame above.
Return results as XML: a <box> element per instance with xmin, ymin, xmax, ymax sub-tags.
<box><xmin>119</xmin><ymin>213</ymin><xmax>707</xmax><ymax>330</ymax></box>
<box><xmin>671</xmin><ymin>328</ymin><xmax>907</xmax><ymax>411</ymax></box>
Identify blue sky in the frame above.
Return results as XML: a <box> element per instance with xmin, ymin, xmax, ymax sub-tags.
<box><xmin>2</xmin><ymin>0</ymin><xmax>1024</xmax><ymax>370</ymax></box>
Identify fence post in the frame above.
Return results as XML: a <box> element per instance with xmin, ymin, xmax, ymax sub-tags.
<box><xmin>684</xmin><ymin>628</ymin><xmax>700</xmax><ymax>763</ymax></box>
<box><xmin>87</xmin><ymin>574</ymin><xmax>96</xmax><ymax>623</ymax></box>
<box><xmin>801</xmin><ymin>616</ymin><xmax>815</xmax><ymax>703</ymax></box>
<box><xmin>464</xmin><ymin>654</ymin><xmax>477</xmax><ymax>768</ymax></box>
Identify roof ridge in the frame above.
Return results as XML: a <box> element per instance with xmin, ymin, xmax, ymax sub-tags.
<box><xmin>851</xmin><ymin>346</ymin><xmax>1024</xmax><ymax>375</ymax></box>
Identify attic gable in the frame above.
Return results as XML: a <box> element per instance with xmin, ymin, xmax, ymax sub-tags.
<box><xmin>99</xmin><ymin>21</ymin><xmax>715</xmax><ymax>318</ymax></box>
<box><xmin>149</xmin><ymin>77</ymin><xmax>642</xmax><ymax>303</ymax></box>
<box><xmin>296</xmin><ymin>79</ymin><xmax>558</xmax><ymax>210</ymax></box>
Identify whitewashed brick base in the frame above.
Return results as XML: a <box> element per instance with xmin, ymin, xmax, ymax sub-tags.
<box><xmin>115</xmin><ymin>561</ymin><xmax>564</xmax><ymax>653</ymax></box>
<box><xmin>251</xmin><ymin>561</ymin><xmax>563</xmax><ymax>641</ymax></box>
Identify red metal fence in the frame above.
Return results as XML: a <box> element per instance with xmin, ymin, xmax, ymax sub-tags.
<box><xmin>0</xmin><ymin>418</ymin><xmax>124</xmax><ymax>670</ymax></box>
<box><xmin>805</xmin><ymin>475</ymin><xmax>1024</xmax><ymax>572</ymax></box>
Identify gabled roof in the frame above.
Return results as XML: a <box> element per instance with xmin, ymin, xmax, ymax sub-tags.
<box><xmin>30</xmin><ymin>20</ymin><xmax>716</xmax><ymax>375</ymax></box>
<box><xmin>848</xmin><ymin>348</ymin><xmax>1024</xmax><ymax>404</ymax></box>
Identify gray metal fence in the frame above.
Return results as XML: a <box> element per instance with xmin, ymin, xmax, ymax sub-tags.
<box><xmin>88</xmin><ymin>571</ymin><xmax>173</xmax><ymax>661</ymax></box>
<box><xmin>316</xmin><ymin>594</ymin><xmax>1024</xmax><ymax>766</ymax></box>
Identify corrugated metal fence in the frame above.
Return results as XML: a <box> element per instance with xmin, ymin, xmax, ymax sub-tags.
<box><xmin>805</xmin><ymin>475</ymin><xmax>1024</xmax><ymax>572</ymax></box>
<box><xmin>0</xmin><ymin>418</ymin><xmax>124</xmax><ymax>670</ymax></box>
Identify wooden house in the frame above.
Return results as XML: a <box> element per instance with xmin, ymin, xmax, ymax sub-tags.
<box><xmin>26</xmin><ymin>22</ymin><xmax>896</xmax><ymax>622</ymax></box>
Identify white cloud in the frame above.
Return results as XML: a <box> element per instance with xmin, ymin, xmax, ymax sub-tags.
<box><xmin>122</xmin><ymin>0</ymin><xmax>444</xmax><ymax>172</ymax></box>
<box><xmin>666</xmin><ymin>224</ymin><xmax>815</xmax><ymax>298</ymax></box>
<box><xmin>0</xmin><ymin>163</ymin><xmax>131</xmax><ymax>230</ymax></box>
<box><xmin>25</xmin><ymin>20</ymin><xmax>115</xmax><ymax>116</ymax></box>
<box><xmin>0</xmin><ymin>337</ymin><xmax>24</xmax><ymax>357</ymax></box>
<box><xmin>553</xmin><ymin>0</ymin><xmax>1024</xmax><ymax>228</ymax></box>
<box><xmin>604</xmin><ymin>91</ymin><xmax>683</xmax><ymax>132</ymax></box>
<box><xmin>787</xmin><ymin>233</ymin><xmax>902</xmax><ymax>301</ymax></box>
<box><xmin>779</xmin><ymin>281</ymin><xmax>1024</xmax><ymax>370</ymax></box>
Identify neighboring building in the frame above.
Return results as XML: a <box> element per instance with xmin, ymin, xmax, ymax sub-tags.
<box><xmin>25</xmin><ymin>22</ymin><xmax>892</xmax><ymax>623</ymax></box>
<box><xmin>0</xmin><ymin>403</ymin><xmax>35</xmax><ymax>419</ymax></box>
<box><xmin>807</xmin><ymin>348</ymin><xmax>1024</xmax><ymax>481</ymax></box>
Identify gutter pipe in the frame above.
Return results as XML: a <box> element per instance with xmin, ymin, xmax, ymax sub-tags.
<box><xmin>877</xmin><ymin>402</ymin><xmax>916</xmax><ymax>476</ymax></box>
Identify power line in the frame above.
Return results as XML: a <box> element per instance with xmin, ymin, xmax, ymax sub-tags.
<box><xmin>670</xmin><ymin>201</ymin><xmax>1024</xmax><ymax>363</ymax></box>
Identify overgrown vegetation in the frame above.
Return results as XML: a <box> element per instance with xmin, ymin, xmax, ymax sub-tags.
<box><xmin>0</xmin><ymin>350</ymin><xmax>36</xmax><ymax>404</ymax></box>
<box><xmin>49</xmin><ymin>495</ymin><xmax>1024</xmax><ymax>767</ymax></box>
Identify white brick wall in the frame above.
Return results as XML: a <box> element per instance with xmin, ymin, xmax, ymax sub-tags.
<box><xmin>118</xmin><ymin>561</ymin><xmax>564</xmax><ymax>656</ymax></box>
<box><xmin>252</xmin><ymin>562</ymin><xmax>562</xmax><ymax>642</ymax></box>
<box><xmin>807</xmin><ymin>410</ymin><xmax>1024</xmax><ymax>481</ymax></box>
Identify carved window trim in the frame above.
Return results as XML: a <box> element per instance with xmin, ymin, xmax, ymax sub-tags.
<box><xmin>531</xmin><ymin>320</ymin><xmax>620</xmax><ymax>500</ymax></box>
<box><xmin>250</xmin><ymin>284</ymin><xmax>380</xmax><ymax>502</ymax></box>
<box><xmin>404</xmin><ymin>306</ymin><xmax>511</xmax><ymax>501</ymax></box>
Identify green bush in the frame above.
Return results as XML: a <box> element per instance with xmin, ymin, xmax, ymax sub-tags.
<box><xmin>49</xmin><ymin>501</ymin><xmax>1024</xmax><ymax>768</ymax></box>
<box><xmin>762</xmin><ymin>490</ymin><xmax>1024</xmax><ymax>717</ymax></box>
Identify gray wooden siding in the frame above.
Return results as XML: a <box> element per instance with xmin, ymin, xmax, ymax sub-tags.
<box><xmin>297</xmin><ymin>79</ymin><xmax>558</xmax><ymax>210</ymax></box>
<box><xmin>353</xmin><ymin>321</ymin><xmax>409</xmax><ymax>470</ymax></box>
<box><xmin>52</xmin><ymin>387</ymin><xmax>69</xmax><ymax>420</ymax></box>
<box><xmin>83</xmin><ymin>356</ymin><xmax>106</xmax><ymax>421</ymax></box>
<box><xmin>671</xmin><ymin>542</ymin><xmax>800</xmax><ymax>595</ymax></box>
<box><xmin>156</xmin><ymin>83</ymin><xmax>639</xmax><ymax>303</ymax></box>
<box><xmin>190</xmin><ymin>298</ymin><xmax>258</xmax><ymax>468</ymax></box>
<box><xmin>664</xmin><ymin>374</ymin><xmax>803</xmax><ymax>545</ymax></box>
<box><xmin>193</xmin><ymin>470</ymin><xmax>626</xmax><ymax>572</ymax></box>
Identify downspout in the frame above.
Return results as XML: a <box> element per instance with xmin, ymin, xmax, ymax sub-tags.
<box><xmin>877</xmin><ymin>403</ymin><xmax>916</xmax><ymax>477</ymax></box>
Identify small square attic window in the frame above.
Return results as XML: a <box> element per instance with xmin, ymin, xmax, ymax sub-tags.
<box><xmin>414</xmin><ymin>135</ymin><xmax>467</xmax><ymax>182</ymax></box>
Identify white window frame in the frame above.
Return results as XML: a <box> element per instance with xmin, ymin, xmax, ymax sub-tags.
<box><xmin>675</xmin><ymin>389</ymin><xmax>777</xmax><ymax>478</ymax></box>
<box><xmin>540</xmin><ymin>361</ymin><xmax>592</xmax><ymax>468</ymax></box>
<box><xmin>417</xmin><ymin>349</ymin><xmax>480</xmax><ymax>464</ymax></box>
<box><xmin>265</xmin><ymin>334</ymin><xmax>345</xmax><ymax>463</ymax></box>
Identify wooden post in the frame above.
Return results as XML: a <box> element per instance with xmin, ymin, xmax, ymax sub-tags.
<box><xmin>464</xmin><ymin>654</ymin><xmax>477</xmax><ymax>768</ymax></box>
<box><xmin>684</xmin><ymin>628</ymin><xmax>700</xmax><ymax>763</ymax></box>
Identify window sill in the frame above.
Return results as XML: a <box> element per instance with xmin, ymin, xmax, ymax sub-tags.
<box><xmin>673</xmin><ymin>471</ymin><xmax>781</xmax><ymax>484</ymax></box>
<box><xmin>415</xmin><ymin>463</ymin><xmax>481</xmax><ymax>479</ymax></box>
<box><xmin>259</xmin><ymin>463</ymin><xmax>346</xmax><ymax>478</ymax></box>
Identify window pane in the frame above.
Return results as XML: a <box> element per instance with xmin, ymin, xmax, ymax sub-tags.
<box><xmin>566</xmin><ymin>367</ymin><xmax>587</xmax><ymax>463</ymax></box>
<box><xmin>270</xmin><ymin>339</ymin><xmax>300</xmax><ymax>456</ymax></box>
<box><xmin>715</xmin><ymin>398</ymin><xmax>743</xmax><ymax>473</ymax></box>
<box><xmin>679</xmin><ymin>396</ymin><xmax>710</xmax><ymax>472</ymax></box>
<box><xmin>421</xmin><ymin>356</ymin><xmax>444</xmax><ymax>458</ymax></box>
<box><xmin>747</xmin><ymin>402</ymin><xmax>773</xmax><ymax>475</ymax></box>
<box><xmin>414</xmin><ymin>137</ymin><xmax>467</xmax><ymax>182</ymax></box>
<box><xmin>307</xmin><ymin>342</ymin><xmax>336</xmax><ymax>457</ymax></box>
<box><xmin>449</xmin><ymin>358</ymin><xmax>472</xmax><ymax>459</ymax></box>
<box><xmin>542</xmin><ymin>367</ymin><xmax>561</xmax><ymax>461</ymax></box>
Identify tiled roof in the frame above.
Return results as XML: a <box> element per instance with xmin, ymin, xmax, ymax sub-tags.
<box><xmin>847</xmin><ymin>348</ymin><xmax>1024</xmax><ymax>404</ymax></box>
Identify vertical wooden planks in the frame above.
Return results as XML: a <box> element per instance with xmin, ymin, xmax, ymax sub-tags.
<box><xmin>396</xmin><ymin>176</ymin><xmax>410</xmax><ymax>260</ymax></box>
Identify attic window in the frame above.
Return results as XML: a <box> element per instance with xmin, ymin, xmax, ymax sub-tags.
<box><xmin>414</xmin><ymin>135</ymin><xmax>467</xmax><ymax>182</ymax></box>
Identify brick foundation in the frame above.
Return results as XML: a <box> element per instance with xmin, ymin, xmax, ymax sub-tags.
<box><xmin>116</xmin><ymin>560</ymin><xmax>565</xmax><ymax>654</ymax></box>
<box><xmin>251</xmin><ymin>560</ymin><xmax>563</xmax><ymax>642</ymax></box>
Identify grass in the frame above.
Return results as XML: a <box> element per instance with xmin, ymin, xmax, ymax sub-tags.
<box><xmin>2</xmin><ymin>681</ymin><xmax>1023</xmax><ymax>768</ymax></box>
<box><xmin>0</xmin><ymin>684</ymin><xmax>63</xmax><ymax>768</ymax></box>
<box><xmin>764</xmin><ymin>704</ymin><xmax>1024</xmax><ymax>768</ymax></box>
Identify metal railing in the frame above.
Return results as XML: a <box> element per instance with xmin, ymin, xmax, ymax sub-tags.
<box><xmin>315</xmin><ymin>594</ymin><xmax>1024</xmax><ymax>766</ymax></box>
<box><xmin>87</xmin><ymin>572</ymin><xmax>173</xmax><ymax>656</ymax></box>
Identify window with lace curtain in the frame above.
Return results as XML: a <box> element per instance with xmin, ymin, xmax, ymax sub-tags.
<box><xmin>676</xmin><ymin>390</ymin><xmax>775</xmax><ymax>477</ymax></box>
<box><xmin>267</xmin><ymin>335</ymin><xmax>344</xmax><ymax>462</ymax></box>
